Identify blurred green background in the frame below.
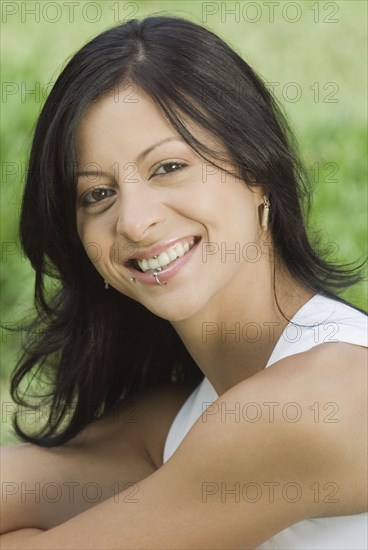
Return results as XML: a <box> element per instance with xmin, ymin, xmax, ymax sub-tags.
<box><xmin>1</xmin><ymin>0</ymin><xmax>367</xmax><ymax>445</ymax></box>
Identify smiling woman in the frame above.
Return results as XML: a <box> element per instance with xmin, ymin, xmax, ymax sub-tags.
<box><xmin>1</xmin><ymin>15</ymin><xmax>367</xmax><ymax>550</ymax></box>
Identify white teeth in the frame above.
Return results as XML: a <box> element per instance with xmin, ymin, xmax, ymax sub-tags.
<box><xmin>175</xmin><ymin>243</ymin><xmax>185</xmax><ymax>257</ymax></box>
<box><xmin>135</xmin><ymin>239</ymin><xmax>196</xmax><ymax>272</ymax></box>
<box><xmin>157</xmin><ymin>251</ymin><xmax>171</xmax><ymax>266</ymax></box>
<box><xmin>137</xmin><ymin>258</ymin><xmax>150</xmax><ymax>271</ymax></box>
<box><xmin>148</xmin><ymin>258</ymin><xmax>160</xmax><ymax>269</ymax></box>
<box><xmin>167</xmin><ymin>248</ymin><xmax>178</xmax><ymax>261</ymax></box>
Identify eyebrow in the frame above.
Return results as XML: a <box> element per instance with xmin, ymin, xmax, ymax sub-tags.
<box><xmin>135</xmin><ymin>137</ymin><xmax>183</xmax><ymax>164</ymax></box>
<box><xmin>77</xmin><ymin>170</ymin><xmax>107</xmax><ymax>178</ymax></box>
<box><xmin>77</xmin><ymin>137</ymin><xmax>184</xmax><ymax>178</ymax></box>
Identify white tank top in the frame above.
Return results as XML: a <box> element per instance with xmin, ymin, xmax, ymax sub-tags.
<box><xmin>163</xmin><ymin>293</ymin><xmax>368</xmax><ymax>549</ymax></box>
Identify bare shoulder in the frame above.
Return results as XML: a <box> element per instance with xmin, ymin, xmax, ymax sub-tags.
<box><xmin>266</xmin><ymin>341</ymin><xmax>367</xmax><ymax>412</ymax></box>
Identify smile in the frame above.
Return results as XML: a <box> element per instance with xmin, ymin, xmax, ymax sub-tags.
<box><xmin>125</xmin><ymin>236</ymin><xmax>201</xmax><ymax>286</ymax></box>
<box><xmin>134</xmin><ymin>238</ymin><xmax>196</xmax><ymax>273</ymax></box>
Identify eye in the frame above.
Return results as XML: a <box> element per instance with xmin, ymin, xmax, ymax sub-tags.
<box><xmin>152</xmin><ymin>162</ymin><xmax>187</xmax><ymax>177</ymax></box>
<box><xmin>81</xmin><ymin>187</ymin><xmax>115</xmax><ymax>206</ymax></box>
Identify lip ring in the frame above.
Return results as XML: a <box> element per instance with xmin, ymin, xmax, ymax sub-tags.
<box><xmin>153</xmin><ymin>269</ymin><xmax>167</xmax><ymax>286</ymax></box>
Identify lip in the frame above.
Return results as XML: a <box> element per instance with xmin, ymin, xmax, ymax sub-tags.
<box><xmin>127</xmin><ymin>236</ymin><xmax>198</xmax><ymax>261</ymax></box>
<box><xmin>125</xmin><ymin>237</ymin><xmax>201</xmax><ymax>286</ymax></box>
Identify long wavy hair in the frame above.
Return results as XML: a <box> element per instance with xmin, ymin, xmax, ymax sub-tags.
<box><xmin>10</xmin><ymin>15</ymin><xmax>366</xmax><ymax>447</ymax></box>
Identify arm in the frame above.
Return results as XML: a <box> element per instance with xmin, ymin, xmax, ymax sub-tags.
<box><xmin>0</xmin><ymin>382</ymin><xmax>195</xmax><ymax>534</ymax></box>
<box><xmin>1</xmin><ymin>342</ymin><xmax>366</xmax><ymax>549</ymax></box>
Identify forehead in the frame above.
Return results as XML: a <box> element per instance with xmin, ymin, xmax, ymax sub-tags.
<box><xmin>75</xmin><ymin>83</ymin><xmax>229</xmax><ymax>166</ymax></box>
<box><xmin>76</xmin><ymin>86</ymin><xmax>174</xmax><ymax>154</ymax></box>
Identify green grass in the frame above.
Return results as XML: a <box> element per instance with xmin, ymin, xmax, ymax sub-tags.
<box><xmin>1</xmin><ymin>0</ymin><xmax>367</xmax><ymax>446</ymax></box>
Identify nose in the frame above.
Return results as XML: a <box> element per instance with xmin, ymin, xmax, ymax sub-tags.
<box><xmin>116</xmin><ymin>180</ymin><xmax>165</xmax><ymax>242</ymax></box>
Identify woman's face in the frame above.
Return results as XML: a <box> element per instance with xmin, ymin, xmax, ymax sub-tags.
<box><xmin>76</xmin><ymin>85</ymin><xmax>267</xmax><ymax>322</ymax></box>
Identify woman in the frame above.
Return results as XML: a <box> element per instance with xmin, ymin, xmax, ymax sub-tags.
<box><xmin>1</xmin><ymin>15</ymin><xmax>367</xmax><ymax>550</ymax></box>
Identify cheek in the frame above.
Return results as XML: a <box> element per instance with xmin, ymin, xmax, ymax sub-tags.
<box><xmin>76</xmin><ymin>214</ymin><xmax>109</xmax><ymax>267</ymax></box>
<box><xmin>76</xmin><ymin>216</ymin><xmax>93</xmax><ymax>259</ymax></box>
<box><xmin>191</xmin><ymin>177</ymin><xmax>257</xmax><ymax>232</ymax></box>
<box><xmin>216</xmin><ymin>180</ymin><xmax>259</xmax><ymax>231</ymax></box>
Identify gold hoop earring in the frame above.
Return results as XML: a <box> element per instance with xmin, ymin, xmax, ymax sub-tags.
<box><xmin>261</xmin><ymin>195</ymin><xmax>270</xmax><ymax>231</ymax></box>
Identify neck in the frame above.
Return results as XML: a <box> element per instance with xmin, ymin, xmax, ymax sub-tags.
<box><xmin>172</xmin><ymin>259</ymin><xmax>316</xmax><ymax>396</ymax></box>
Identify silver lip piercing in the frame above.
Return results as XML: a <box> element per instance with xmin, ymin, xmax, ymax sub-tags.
<box><xmin>152</xmin><ymin>268</ymin><xmax>167</xmax><ymax>286</ymax></box>
<box><xmin>130</xmin><ymin>277</ymin><xmax>136</xmax><ymax>283</ymax></box>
